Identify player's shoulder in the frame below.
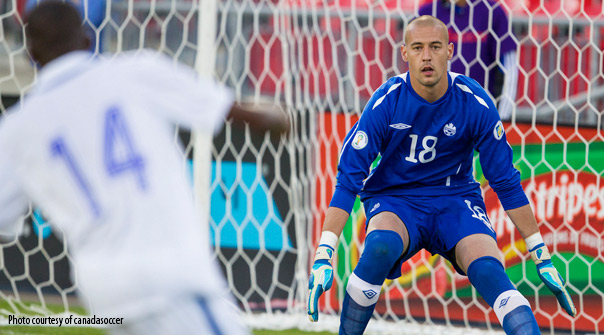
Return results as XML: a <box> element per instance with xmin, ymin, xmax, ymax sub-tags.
<box><xmin>116</xmin><ymin>49</ymin><xmax>170</xmax><ymax>62</ymax></box>
<box><xmin>110</xmin><ymin>49</ymin><xmax>198</xmax><ymax>85</ymax></box>
<box><xmin>366</xmin><ymin>75</ymin><xmax>408</xmax><ymax>111</ymax></box>
<box><xmin>371</xmin><ymin>75</ymin><xmax>407</xmax><ymax>100</ymax></box>
<box><xmin>380</xmin><ymin>74</ymin><xmax>408</xmax><ymax>93</ymax></box>
<box><xmin>108</xmin><ymin>49</ymin><xmax>176</xmax><ymax>72</ymax></box>
<box><xmin>449</xmin><ymin>72</ymin><xmax>496</xmax><ymax>111</ymax></box>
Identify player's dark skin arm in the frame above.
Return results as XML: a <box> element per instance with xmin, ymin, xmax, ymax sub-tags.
<box><xmin>505</xmin><ymin>204</ymin><xmax>540</xmax><ymax>239</ymax></box>
<box><xmin>228</xmin><ymin>104</ymin><xmax>290</xmax><ymax>135</ymax></box>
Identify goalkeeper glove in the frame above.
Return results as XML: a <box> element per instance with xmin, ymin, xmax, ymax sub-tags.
<box><xmin>307</xmin><ymin>231</ymin><xmax>337</xmax><ymax>322</ymax></box>
<box><xmin>527</xmin><ymin>233</ymin><xmax>577</xmax><ymax>317</ymax></box>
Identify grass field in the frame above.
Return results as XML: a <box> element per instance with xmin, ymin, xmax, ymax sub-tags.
<box><xmin>0</xmin><ymin>326</ymin><xmax>336</xmax><ymax>334</ymax></box>
<box><xmin>0</xmin><ymin>300</ymin><xmax>336</xmax><ymax>334</ymax></box>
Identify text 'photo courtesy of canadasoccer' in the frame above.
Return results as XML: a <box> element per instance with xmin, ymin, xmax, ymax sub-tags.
<box><xmin>8</xmin><ymin>314</ymin><xmax>124</xmax><ymax>327</ymax></box>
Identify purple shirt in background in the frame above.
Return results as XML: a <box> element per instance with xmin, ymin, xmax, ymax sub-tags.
<box><xmin>419</xmin><ymin>0</ymin><xmax>517</xmax><ymax>96</ymax></box>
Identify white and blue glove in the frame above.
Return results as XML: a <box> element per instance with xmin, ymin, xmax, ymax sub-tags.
<box><xmin>308</xmin><ymin>231</ymin><xmax>338</xmax><ymax>322</ymax></box>
<box><xmin>527</xmin><ymin>233</ymin><xmax>577</xmax><ymax>317</ymax></box>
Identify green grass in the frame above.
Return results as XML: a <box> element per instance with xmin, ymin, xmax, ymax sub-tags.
<box><xmin>0</xmin><ymin>327</ymin><xmax>334</xmax><ymax>334</ymax></box>
<box><xmin>0</xmin><ymin>300</ymin><xmax>88</xmax><ymax>317</ymax></box>
<box><xmin>0</xmin><ymin>299</ymin><xmax>101</xmax><ymax>334</ymax></box>
<box><xmin>0</xmin><ymin>300</ymin><xmax>336</xmax><ymax>335</ymax></box>
<box><xmin>0</xmin><ymin>326</ymin><xmax>104</xmax><ymax>334</ymax></box>
<box><xmin>253</xmin><ymin>331</ymin><xmax>335</xmax><ymax>335</ymax></box>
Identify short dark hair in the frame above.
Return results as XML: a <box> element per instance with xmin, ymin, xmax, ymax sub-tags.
<box><xmin>25</xmin><ymin>1</ymin><xmax>88</xmax><ymax>66</ymax></box>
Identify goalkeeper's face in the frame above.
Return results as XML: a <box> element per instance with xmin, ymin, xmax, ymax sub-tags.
<box><xmin>401</xmin><ymin>18</ymin><xmax>453</xmax><ymax>92</ymax></box>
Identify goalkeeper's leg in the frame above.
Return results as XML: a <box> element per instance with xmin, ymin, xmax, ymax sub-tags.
<box><xmin>458</xmin><ymin>234</ymin><xmax>541</xmax><ymax>335</ymax></box>
<box><xmin>340</xmin><ymin>228</ymin><xmax>404</xmax><ymax>335</ymax></box>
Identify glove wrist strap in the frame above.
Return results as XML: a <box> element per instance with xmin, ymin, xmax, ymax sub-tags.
<box><xmin>525</xmin><ymin>232</ymin><xmax>544</xmax><ymax>251</ymax></box>
<box><xmin>314</xmin><ymin>231</ymin><xmax>338</xmax><ymax>262</ymax></box>
<box><xmin>319</xmin><ymin>231</ymin><xmax>338</xmax><ymax>249</ymax></box>
<box><xmin>526</xmin><ymin>233</ymin><xmax>552</xmax><ymax>265</ymax></box>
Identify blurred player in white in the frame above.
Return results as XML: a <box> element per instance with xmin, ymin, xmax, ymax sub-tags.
<box><xmin>0</xmin><ymin>2</ymin><xmax>287</xmax><ymax>334</ymax></box>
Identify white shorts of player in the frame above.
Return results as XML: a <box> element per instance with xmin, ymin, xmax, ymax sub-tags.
<box><xmin>109</xmin><ymin>295</ymin><xmax>249</xmax><ymax>335</ymax></box>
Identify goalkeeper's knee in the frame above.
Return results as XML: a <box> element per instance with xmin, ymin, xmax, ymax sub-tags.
<box><xmin>353</xmin><ymin>229</ymin><xmax>403</xmax><ymax>284</ymax></box>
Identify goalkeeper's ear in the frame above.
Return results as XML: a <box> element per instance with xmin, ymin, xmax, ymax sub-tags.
<box><xmin>228</xmin><ymin>103</ymin><xmax>290</xmax><ymax>136</ymax></box>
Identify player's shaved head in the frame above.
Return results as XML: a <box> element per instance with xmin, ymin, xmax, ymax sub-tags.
<box><xmin>25</xmin><ymin>1</ymin><xmax>90</xmax><ymax>67</ymax></box>
<box><xmin>404</xmin><ymin>15</ymin><xmax>449</xmax><ymax>45</ymax></box>
<box><xmin>400</xmin><ymin>14</ymin><xmax>453</xmax><ymax>102</ymax></box>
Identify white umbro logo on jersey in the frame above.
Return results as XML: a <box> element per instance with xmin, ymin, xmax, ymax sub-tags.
<box><xmin>370</xmin><ymin>202</ymin><xmax>381</xmax><ymax>213</ymax></box>
<box><xmin>443</xmin><ymin>123</ymin><xmax>456</xmax><ymax>136</ymax></box>
<box><xmin>389</xmin><ymin>123</ymin><xmax>411</xmax><ymax>130</ymax></box>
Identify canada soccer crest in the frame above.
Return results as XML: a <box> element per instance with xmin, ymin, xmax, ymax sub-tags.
<box><xmin>443</xmin><ymin>123</ymin><xmax>456</xmax><ymax>136</ymax></box>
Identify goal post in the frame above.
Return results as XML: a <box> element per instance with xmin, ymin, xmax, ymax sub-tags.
<box><xmin>0</xmin><ymin>0</ymin><xmax>603</xmax><ymax>334</ymax></box>
<box><xmin>194</xmin><ymin>0</ymin><xmax>217</xmax><ymax>249</ymax></box>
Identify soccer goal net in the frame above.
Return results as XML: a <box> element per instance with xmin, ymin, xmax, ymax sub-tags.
<box><xmin>0</xmin><ymin>0</ymin><xmax>602</xmax><ymax>334</ymax></box>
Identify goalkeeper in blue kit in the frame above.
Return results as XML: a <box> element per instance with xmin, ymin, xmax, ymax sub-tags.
<box><xmin>307</xmin><ymin>16</ymin><xmax>576</xmax><ymax>335</ymax></box>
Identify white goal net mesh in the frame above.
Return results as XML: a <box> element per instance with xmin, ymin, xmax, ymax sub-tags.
<box><xmin>0</xmin><ymin>0</ymin><xmax>602</xmax><ymax>334</ymax></box>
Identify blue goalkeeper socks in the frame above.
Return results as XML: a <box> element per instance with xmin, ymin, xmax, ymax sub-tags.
<box><xmin>467</xmin><ymin>256</ymin><xmax>541</xmax><ymax>334</ymax></box>
<box><xmin>339</xmin><ymin>273</ymin><xmax>380</xmax><ymax>335</ymax></box>
<box><xmin>340</xmin><ymin>230</ymin><xmax>403</xmax><ymax>335</ymax></box>
<box><xmin>500</xmin><ymin>305</ymin><xmax>541</xmax><ymax>335</ymax></box>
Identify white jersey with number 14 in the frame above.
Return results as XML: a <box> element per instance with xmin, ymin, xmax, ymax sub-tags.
<box><xmin>0</xmin><ymin>50</ymin><xmax>233</xmax><ymax>319</ymax></box>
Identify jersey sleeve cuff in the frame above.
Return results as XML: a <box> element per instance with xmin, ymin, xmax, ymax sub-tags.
<box><xmin>328</xmin><ymin>185</ymin><xmax>358</xmax><ymax>214</ymax></box>
<box><xmin>496</xmin><ymin>182</ymin><xmax>529</xmax><ymax>210</ymax></box>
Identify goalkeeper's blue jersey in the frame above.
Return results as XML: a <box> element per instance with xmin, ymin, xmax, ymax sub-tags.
<box><xmin>330</xmin><ymin>72</ymin><xmax>529</xmax><ymax>213</ymax></box>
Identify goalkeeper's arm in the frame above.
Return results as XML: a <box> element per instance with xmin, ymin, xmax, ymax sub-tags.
<box><xmin>506</xmin><ymin>204</ymin><xmax>577</xmax><ymax>317</ymax></box>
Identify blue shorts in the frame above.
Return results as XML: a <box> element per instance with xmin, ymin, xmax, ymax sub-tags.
<box><xmin>363</xmin><ymin>191</ymin><xmax>497</xmax><ymax>277</ymax></box>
